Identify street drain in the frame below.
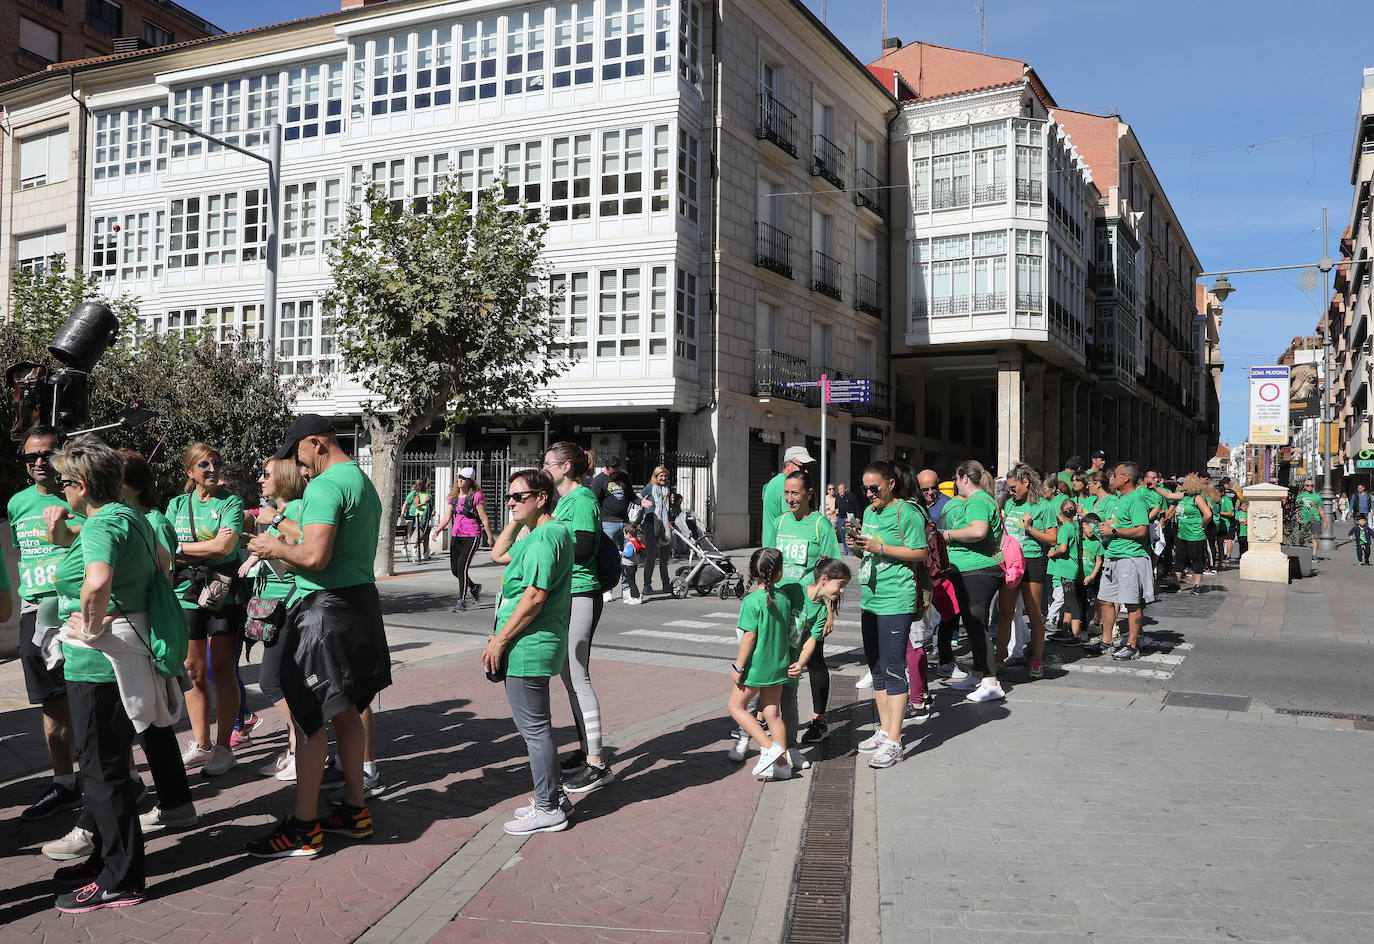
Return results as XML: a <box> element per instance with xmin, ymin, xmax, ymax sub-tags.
<box><xmin>1274</xmin><ymin>707</ymin><xmax>1374</xmax><ymax>724</ymax></box>
<box><xmin>1162</xmin><ymin>691</ymin><xmax>1252</xmax><ymax>712</ymax></box>
<box><xmin>781</xmin><ymin>693</ymin><xmax>858</xmax><ymax>944</ymax></box>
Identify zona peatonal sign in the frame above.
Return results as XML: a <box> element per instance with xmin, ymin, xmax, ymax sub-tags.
<box><xmin>1248</xmin><ymin>365</ymin><xmax>1289</xmax><ymax>446</ymax></box>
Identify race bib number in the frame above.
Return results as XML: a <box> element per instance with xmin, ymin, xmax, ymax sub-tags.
<box><xmin>20</xmin><ymin>561</ymin><xmax>59</xmax><ymax>592</ymax></box>
<box><xmin>857</xmin><ymin>555</ymin><xmax>874</xmax><ymax>583</ymax></box>
<box><xmin>779</xmin><ymin>536</ymin><xmax>809</xmax><ymax>580</ymax></box>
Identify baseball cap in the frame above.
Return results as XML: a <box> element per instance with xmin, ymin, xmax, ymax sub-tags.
<box><xmin>273</xmin><ymin>414</ymin><xmax>335</xmax><ymax>460</ymax></box>
<box><xmin>457</xmin><ymin>466</ymin><xmax>477</xmax><ymax>479</ymax></box>
<box><xmin>1090</xmin><ymin>449</ymin><xmax>1108</xmax><ymax>460</ymax></box>
<box><xmin>784</xmin><ymin>445</ymin><xmax>816</xmax><ymax>465</ymax></box>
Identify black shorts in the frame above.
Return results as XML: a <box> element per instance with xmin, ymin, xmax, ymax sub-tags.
<box><xmin>1175</xmin><ymin>539</ymin><xmax>1209</xmax><ymax>574</ymax></box>
<box><xmin>1021</xmin><ymin>555</ymin><xmax>1048</xmax><ymax>583</ymax></box>
<box><xmin>19</xmin><ymin>608</ymin><xmax>67</xmax><ymax>705</ymax></box>
<box><xmin>184</xmin><ymin>606</ymin><xmax>241</xmax><ymax>641</ymax></box>
<box><xmin>279</xmin><ymin>584</ymin><xmax>392</xmax><ymax>737</ymax></box>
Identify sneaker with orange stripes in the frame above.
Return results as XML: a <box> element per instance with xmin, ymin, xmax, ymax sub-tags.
<box><xmin>245</xmin><ymin>817</ymin><xmax>323</xmax><ymax>858</ymax></box>
<box><xmin>318</xmin><ymin>803</ymin><xmax>373</xmax><ymax>840</ymax></box>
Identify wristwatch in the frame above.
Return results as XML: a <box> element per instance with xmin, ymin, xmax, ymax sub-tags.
<box><xmin>270</xmin><ymin>513</ymin><xmax>286</xmax><ymax>528</ymax></box>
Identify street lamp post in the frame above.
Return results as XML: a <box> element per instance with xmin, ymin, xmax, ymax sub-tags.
<box><xmin>150</xmin><ymin>117</ymin><xmax>281</xmax><ymax>354</ymax></box>
<box><xmin>1202</xmin><ymin>207</ymin><xmax>1345</xmax><ymax>553</ymax></box>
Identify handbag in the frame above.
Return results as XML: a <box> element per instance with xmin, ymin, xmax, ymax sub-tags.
<box><xmin>993</xmin><ymin>503</ymin><xmax>1025</xmax><ymax>587</ymax></box>
<box><xmin>243</xmin><ymin>593</ymin><xmax>287</xmax><ymax>644</ymax></box>
<box><xmin>182</xmin><ymin>493</ymin><xmax>239</xmax><ymax>612</ymax></box>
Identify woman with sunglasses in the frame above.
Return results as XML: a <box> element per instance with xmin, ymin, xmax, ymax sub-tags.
<box><xmin>996</xmin><ymin>463</ymin><xmax>1056</xmax><ymax>680</ymax></box>
<box><xmin>237</xmin><ymin>458</ymin><xmax>307</xmax><ymax>781</ymax></box>
<box><xmin>940</xmin><ymin>460</ymin><xmax>1006</xmax><ymax>703</ymax></box>
<box><xmin>484</xmin><ymin>469</ymin><xmax>575</xmax><ymax>835</ymax></box>
<box><xmin>166</xmin><ymin>443</ymin><xmax>244</xmax><ymax>776</ymax></box>
<box><xmin>848</xmin><ymin>460</ymin><xmax>928</xmax><ymax>769</ymax></box>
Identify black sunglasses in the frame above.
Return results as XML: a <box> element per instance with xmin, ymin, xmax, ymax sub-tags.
<box><xmin>56</xmin><ymin>477</ymin><xmax>80</xmax><ymax>490</ymax></box>
<box><xmin>195</xmin><ymin>459</ymin><xmax>221</xmax><ymax>470</ymax></box>
<box><xmin>23</xmin><ymin>450</ymin><xmax>54</xmax><ymax>465</ymax></box>
<box><xmin>861</xmin><ymin>484</ymin><xmax>883</xmax><ymax>494</ymax></box>
<box><xmin>508</xmin><ymin>489</ymin><xmax>543</xmax><ymax>503</ymax></box>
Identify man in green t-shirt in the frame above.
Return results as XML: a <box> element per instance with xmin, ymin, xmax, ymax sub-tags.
<box><xmin>6</xmin><ymin>426</ymin><xmax>82</xmax><ymax>822</ymax></box>
<box><xmin>761</xmin><ymin>445</ymin><xmax>815</xmax><ymax>547</ymax></box>
<box><xmin>246</xmin><ymin>415</ymin><xmax>390</xmax><ymax>860</ymax></box>
<box><xmin>1295</xmin><ymin>481</ymin><xmax>1325</xmax><ymax>553</ymax></box>
<box><xmin>1056</xmin><ymin>456</ymin><xmax>1084</xmax><ymax>488</ymax></box>
<box><xmin>1090</xmin><ymin>462</ymin><xmax>1154</xmax><ymax>662</ymax></box>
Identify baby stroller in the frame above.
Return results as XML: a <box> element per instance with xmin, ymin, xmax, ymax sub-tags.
<box><xmin>670</xmin><ymin>510</ymin><xmax>746</xmax><ymax>599</ymax></box>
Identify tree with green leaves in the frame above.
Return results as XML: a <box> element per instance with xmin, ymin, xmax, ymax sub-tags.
<box><xmin>2</xmin><ymin>256</ymin><xmax>303</xmax><ymax>501</ymax></box>
<box><xmin>324</xmin><ymin>179</ymin><xmax>569</xmax><ymax>575</ymax></box>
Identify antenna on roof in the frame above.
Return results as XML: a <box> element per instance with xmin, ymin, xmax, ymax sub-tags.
<box><xmin>976</xmin><ymin>0</ymin><xmax>986</xmax><ymax>52</ymax></box>
<box><xmin>882</xmin><ymin>0</ymin><xmax>887</xmax><ymax>52</ymax></box>
<box><xmin>822</xmin><ymin>0</ymin><xmax>827</xmax><ymax>23</ymax></box>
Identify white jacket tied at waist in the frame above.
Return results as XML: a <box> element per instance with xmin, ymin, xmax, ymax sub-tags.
<box><xmin>61</xmin><ymin>612</ymin><xmax>184</xmax><ymax>733</ymax></box>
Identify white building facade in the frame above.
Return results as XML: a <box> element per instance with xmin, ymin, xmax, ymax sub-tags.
<box><xmin>1</xmin><ymin>0</ymin><xmax>897</xmax><ymax>546</ymax></box>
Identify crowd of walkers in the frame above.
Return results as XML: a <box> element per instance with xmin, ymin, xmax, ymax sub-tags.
<box><xmin>5</xmin><ymin>418</ymin><xmax>1365</xmax><ymax>911</ymax></box>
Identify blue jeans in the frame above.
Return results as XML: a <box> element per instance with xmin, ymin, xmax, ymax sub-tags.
<box><xmin>602</xmin><ymin>521</ymin><xmax>626</xmax><ymax>591</ymax></box>
<box><xmin>861</xmin><ymin>610</ymin><xmax>912</xmax><ymax>696</ymax></box>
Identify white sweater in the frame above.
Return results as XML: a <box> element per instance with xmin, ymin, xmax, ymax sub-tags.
<box><xmin>61</xmin><ymin>613</ymin><xmax>184</xmax><ymax>733</ymax></box>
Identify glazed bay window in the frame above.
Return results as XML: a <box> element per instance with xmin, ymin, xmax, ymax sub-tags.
<box><xmin>602</xmin><ymin>0</ymin><xmax>648</xmax><ymax>80</ymax></box>
<box><xmin>931</xmin><ymin>128</ymin><xmax>970</xmax><ymax>209</ymax></box>
<box><xmin>678</xmin><ymin>0</ymin><xmax>702</xmax><ymax>83</ymax></box>
<box><xmin>502</xmin><ymin>142</ymin><xmax>544</xmax><ymax>213</ymax></box>
<box><xmin>278</xmin><ymin>301</ymin><xmax>335</xmax><ymax>374</ymax></box>
<box><xmin>675</xmin><ymin>268</ymin><xmax>698</xmax><ymax>359</ymax></box>
<box><xmin>972</xmin><ymin>122</ymin><xmax>1007</xmax><ymax>203</ymax></box>
<box><xmin>458</xmin><ymin>17</ymin><xmax>499</xmax><ymax>102</ymax></box>
<box><xmin>412</xmin><ymin>152</ymin><xmax>452</xmax><ymax>213</ymax></box>
<box><xmin>677</xmin><ymin>130</ymin><xmax>699</xmax><ymax>223</ymax></box>
<box><xmin>927</xmin><ymin>235</ymin><xmax>969</xmax><ymax>315</ymax></box>
<box><xmin>1015</xmin><ymin>229</ymin><xmax>1044</xmax><ymax>311</ymax></box>
<box><xmin>1014</xmin><ymin>120</ymin><xmax>1044</xmax><ymax>202</ymax></box>
<box><xmin>596</xmin><ymin>268</ymin><xmax>642</xmax><ymax>358</ymax></box>
<box><xmin>651</xmin><ymin>125</ymin><xmax>671</xmax><ymax>211</ymax></box>
<box><xmin>972</xmin><ymin>231</ymin><xmax>1007</xmax><ymax>310</ymax></box>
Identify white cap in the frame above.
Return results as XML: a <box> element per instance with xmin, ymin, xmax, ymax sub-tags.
<box><xmin>784</xmin><ymin>445</ymin><xmax>816</xmax><ymax>465</ymax></box>
<box><xmin>458</xmin><ymin>466</ymin><xmax>477</xmax><ymax>479</ymax></box>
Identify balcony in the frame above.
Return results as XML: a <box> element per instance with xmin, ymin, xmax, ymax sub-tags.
<box><xmin>913</xmin><ymin>295</ymin><xmax>972</xmax><ymax>318</ymax></box>
<box><xmin>855</xmin><ymin>273</ymin><xmax>882</xmax><ymax>317</ymax></box>
<box><xmin>755</xmin><ymin>221</ymin><xmax>792</xmax><ymax>278</ymax></box>
<box><xmin>1015</xmin><ymin>292</ymin><xmax>1043</xmax><ymax>312</ymax></box>
<box><xmin>756</xmin><ymin>92</ymin><xmax>799</xmax><ymax>158</ymax></box>
<box><xmin>753</xmin><ymin>348</ymin><xmax>809</xmax><ymax>401</ymax></box>
<box><xmin>849</xmin><ymin>379</ymin><xmax>892</xmax><ymax>420</ymax></box>
<box><xmin>932</xmin><ymin>186</ymin><xmax>970</xmax><ymax>210</ymax></box>
<box><xmin>1015</xmin><ymin>179</ymin><xmax>1043</xmax><ymax>202</ymax></box>
<box><xmin>811</xmin><ymin>134</ymin><xmax>846</xmax><ymax>189</ymax></box>
<box><xmin>812</xmin><ymin>250</ymin><xmax>842</xmax><ymax>300</ymax></box>
<box><xmin>854</xmin><ymin>168</ymin><xmax>884</xmax><ymax>216</ymax></box>
<box><xmin>973</xmin><ymin>291</ymin><xmax>1007</xmax><ymax>312</ymax></box>
<box><xmin>973</xmin><ymin>182</ymin><xmax>1007</xmax><ymax>204</ymax></box>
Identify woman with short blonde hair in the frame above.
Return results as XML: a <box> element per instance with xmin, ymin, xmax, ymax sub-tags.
<box><xmin>641</xmin><ymin>465</ymin><xmax>673</xmax><ymax>594</ymax></box>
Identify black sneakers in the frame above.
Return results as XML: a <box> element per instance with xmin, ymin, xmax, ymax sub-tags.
<box><xmin>245</xmin><ymin>817</ymin><xmax>324</xmax><ymax>858</ymax></box>
<box><xmin>562</xmin><ymin>763</ymin><xmax>614</xmax><ymax>795</ymax></box>
<box><xmin>22</xmin><ymin>783</ymin><xmax>82</xmax><ymax>821</ymax></box>
<box><xmin>800</xmin><ymin>718</ymin><xmax>829</xmax><ymax>744</ymax></box>
<box><xmin>55</xmin><ymin>882</ymin><xmax>144</xmax><ymax>913</ymax></box>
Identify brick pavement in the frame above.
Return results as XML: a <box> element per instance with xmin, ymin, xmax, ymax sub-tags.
<box><xmin>0</xmin><ymin>638</ymin><xmax>761</xmax><ymax>944</ymax></box>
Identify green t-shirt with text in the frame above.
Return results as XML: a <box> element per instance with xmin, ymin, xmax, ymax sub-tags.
<box><xmin>1004</xmin><ymin>497</ymin><xmax>1055</xmax><ymax>559</ymax></box>
<box><xmin>776</xmin><ymin>581</ymin><xmax>828</xmax><ymax>689</ymax></box>
<box><xmin>495</xmin><ymin>520</ymin><xmax>573</xmax><ymax>677</ymax></box>
<box><xmin>55</xmin><ymin>503</ymin><xmax>157</xmax><ymax>683</ymax></box>
<box><xmin>737</xmin><ymin>586</ymin><xmax>793</xmax><ymax>688</ymax></box>
<box><xmin>775</xmin><ymin>510</ymin><xmax>841</xmax><ymax>584</ymax></box>
<box><xmin>7</xmin><ymin>486</ymin><xmax>84</xmax><ymax>602</ymax></box>
<box><xmin>945</xmin><ymin>491</ymin><xmax>1002</xmax><ymax>572</ymax></box>
<box><xmin>1081</xmin><ymin>536</ymin><xmax>1104</xmax><ymax>578</ymax></box>
<box><xmin>292</xmin><ymin>461</ymin><xmax>381</xmax><ymax>596</ymax></box>
<box><xmin>1105</xmin><ymin>488</ymin><xmax>1150</xmax><ymax>559</ymax></box>
<box><xmin>1176</xmin><ymin>496</ymin><xmax>1207</xmax><ymax>542</ymax></box>
<box><xmin>858</xmin><ymin>500</ymin><xmax>927</xmax><ymax>616</ymax></box>
<box><xmin>167</xmin><ymin>489</ymin><xmax>244</xmax><ymax>608</ymax></box>
<box><xmin>552</xmin><ymin>485</ymin><xmax>601</xmax><ymax>595</ymax></box>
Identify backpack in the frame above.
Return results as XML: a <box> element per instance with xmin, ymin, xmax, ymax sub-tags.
<box><xmin>912</xmin><ymin>501</ymin><xmax>951</xmax><ymax>581</ymax></box>
<box><xmin>111</xmin><ymin>506</ymin><xmax>190</xmax><ymax>680</ymax></box>
<box><xmin>595</xmin><ymin>530</ymin><xmax>623</xmax><ymax>592</ymax></box>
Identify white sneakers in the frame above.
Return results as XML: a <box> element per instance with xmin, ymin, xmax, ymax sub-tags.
<box><xmin>867</xmin><ymin>739</ymin><xmax>902</xmax><ymax>768</ymax></box>
<box><xmin>727</xmin><ymin>732</ymin><xmax>752</xmax><ymax>762</ymax></box>
<box><xmin>856</xmin><ymin>731</ymin><xmax>887</xmax><ymax>753</ymax></box>
<box><xmin>751</xmin><ymin>743</ymin><xmax>785</xmax><ymax>777</ymax></box>
<box><xmin>936</xmin><ymin>662</ymin><xmax>968</xmax><ymax>681</ymax></box>
<box><xmin>139</xmin><ymin>802</ymin><xmax>199</xmax><ymax>834</ymax></box>
<box><xmin>855</xmin><ymin>671</ymin><xmax>874</xmax><ymax>690</ymax></box>
<box><xmin>965</xmin><ymin>679</ymin><xmax>1006</xmax><ymax>703</ymax></box>
<box><xmin>276</xmin><ymin>752</ymin><xmax>297</xmax><ymax>782</ymax></box>
<box><xmin>204</xmin><ymin>744</ymin><xmax>237</xmax><ymax>776</ymax></box>
<box><xmin>182</xmin><ymin>740</ymin><xmax>214</xmax><ymax>769</ymax></box>
<box><xmin>625</xmin><ymin>595</ymin><xmax>643</xmax><ymax>605</ymax></box>
<box><xmin>42</xmin><ymin>826</ymin><xmax>94</xmax><ymax>861</ymax></box>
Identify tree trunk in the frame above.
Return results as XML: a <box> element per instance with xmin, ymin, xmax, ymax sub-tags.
<box><xmin>365</xmin><ymin>416</ymin><xmax>414</xmax><ymax>578</ymax></box>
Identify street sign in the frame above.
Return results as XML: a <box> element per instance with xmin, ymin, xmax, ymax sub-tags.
<box><xmin>1248</xmin><ymin>366</ymin><xmax>1289</xmax><ymax>446</ymax></box>
<box><xmin>827</xmin><ymin>379</ymin><xmax>872</xmax><ymax>403</ymax></box>
<box><xmin>1356</xmin><ymin>449</ymin><xmax>1374</xmax><ymax>471</ymax></box>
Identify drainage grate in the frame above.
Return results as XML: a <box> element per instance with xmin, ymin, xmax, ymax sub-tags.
<box><xmin>1162</xmin><ymin>691</ymin><xmax>1252</xmax><ymax>712</ymax></box>
<box><xmin>1274</xmin><ymin>706</ymin><xmax>1374</xmax><ymax>724</ymax></box>
<box><xmin>781</xmin><ymin>692</ymin><xmax>858</xmax><ymax>944</ymax></box>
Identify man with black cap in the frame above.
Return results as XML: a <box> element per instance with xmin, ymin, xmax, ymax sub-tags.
<box><xmin>1089</xmin><ymin>450</ymin><xmax>1108</xmax><ymax>475</ymax></box>
<box><xmin>244</xmin><ymin>415</ymin><xmax>391</xmax><ymax>858</ymax></box>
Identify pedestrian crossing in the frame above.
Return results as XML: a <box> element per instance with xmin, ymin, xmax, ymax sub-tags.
<box><xmin>620</xmin><ymin>612</ymin><xmax>1195</xmax><ymax>684</ymax></box>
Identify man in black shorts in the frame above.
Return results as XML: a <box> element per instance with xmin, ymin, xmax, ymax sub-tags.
<box><xmin>245</xmin><ymin>416</ymin><xmax>390</xmax><ymax>858</ymax></box>
<box><xmin>7</xmin><ymin>427</ymin><xmax>82</xmax><ymax>824</ymax></box>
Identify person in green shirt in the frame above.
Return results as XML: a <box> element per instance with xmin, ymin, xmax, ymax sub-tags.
<box><xmin>1079</xmin><ymin>514</ymin><xmax>1105</xmax><ymax>625</ymax></box>
<box><xmin>1091</xmin><ymin>462</ymin><xmax>1154</xmax><ymax>661</ymax></box>
<box><xmin>1237</xmin><ymin>501</ymin><xmax>1249</xmax><ymax>556</ymax></box>
<box><xmin>166</xmin><ymin>442</ymin><xmax>244</xmax><ymax>777</ymax></box>
<box><xmin>544</xmin><ymin>442</ymin><xmax>612</xmax><ymax>795</ymax></box>
<box><xmin>246</xmin><ymin>415</ymin><xmax>390</xmax><ymax>859</ymax></box>
<box><xmin>773</xmin><ymin>468</ymin><xmax>841</xmax><ymax>743</ymax></box>
<box><xmin>1217</xmin><ymin>485</ymin><xmax>1237</xmax><ymax>566</ymax></box>
<box><xmin>8</xmin><ymin>426</ymin><xmax>82</xmax><ymax>823</ymax></box>
<box><xmin>999</xmin><ymin>464</ymin><xmax>1057</xmax><ymax>680</ymax></box>
<box><xmin>1056</xmin><ymin>456</ymin><xmax>1085</xmax><ymax>489</ymax></box>
<box><xmin>48</xmin><ymin>439</ymin><xmax>160</xmax><ymax>910</ymax></box>
<box><xmin>760</xmin><ymin>445</ymin><xmax>815</xmax><ymax>548</ymax></box>
<box><xmin>236</xmin><ymin>456</ymin><xmax>308</xmax><ymax>785</ymax></box>
<box><xmin>477</xmin><ymin>467</ymin><xmax>575</xmax><ymax>835</ymax></box>
<box><xmin>1045</xmin><ymin>499</ymin><xmax>1085</xmax><ymax>646</ymax></box>
<box><xmin>728</xmin><ymin>548</ymin><xmax>793</xmax><ymax>778</ymax></box>
<box><xmin>939</xmin><ymin>460</ymin><xmax>1006</xmax><ymax>703</ymax></box>
<box><xmin>407</xmin><ymin>479</ymin><xmax>434</xmax><ymax>564</ymax></box>
<box><xmin>848</xmin><ymin>460</ymin><xmax>928</xmax><ymax>770</ymax></box>
<box><xmin>1296</xmin><ymin>480</ymin><xmax>1324</xmax><ymax>554</ymax></box>
<box><xmin>1169</xmin><ymin>474</ymin><xmax>1213</xmax><ymax>594</ymax></box>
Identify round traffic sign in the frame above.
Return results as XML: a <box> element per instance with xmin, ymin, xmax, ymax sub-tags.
<box><xmin>1258</xmin><ymin>382</ymin><xmax>1281</xmax><ymax>402</ymax></box>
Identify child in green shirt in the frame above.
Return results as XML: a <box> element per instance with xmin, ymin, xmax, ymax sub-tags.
<box><xmin>729</xmin><ymin>548</ymin><xmax>792</xmax><ymax>778</ymax></box>
<box><xmin>1046</xmin><ymin>500</ymin><xmax>1086</xmax><ymax>646</ymax></box>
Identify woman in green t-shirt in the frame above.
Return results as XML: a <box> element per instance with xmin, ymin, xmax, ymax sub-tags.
<box><xmin>1169</xmin><ymin>473</ymin><xmax>1212</xmax><ymax>594</ymax></box>
<box><xmin>939</xmin><ymin>459</ymin><xmax>1006</xmax><ymax>703</ymax></box>
<box><xmin>49</xmin><ymin>440</ymin><xmax>159</xmax><ymax>909</ymax></box>
<box><xmin>728</xmin><ymin>548</ymin><xmax>793</xmax><ymax>778</ymax></box>
<box><xmin>998</xmin><ymin>463</ymin><xmax>1055</xmax><ymax>681</ymax></box>
<box><xmin>848</xmin><ymin>460</ymin><xmax>928</xmax><ymax>770</ymax></box>
<box><xmin>484</xmin><ymin>468</ymin><xmax>575</xmax><ymax>836</ymax></box>
<box><xmin>773</xmin><ymin>468</ymin><xmax>841</xmax><ymax>744</ymax></box>
<box><xmin>236</xmin><ymin>456</ymin><xmax>307</xmax><ymax>783</ymax></box>
<box><xmin>167</xmin><ymin>442</ymin><xmax>244</xmax><ymax>777</ymax></box>
<box><xmin>544</xmin><ymin>442</ymin><xmax>613</xmax><ymax>795</ymax></box>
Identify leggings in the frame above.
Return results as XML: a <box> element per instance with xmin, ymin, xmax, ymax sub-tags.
<box><xmin>504</xmin><ymin>675</ymin><xmax>558</xmax><ymax>810</ymax></box>
<box><xmin>258</xmin><ymin>632</ymin><xmax>288</xmax><ymax>703</ymax></box>
<box><xmin>949</xmin><ymin>565</ymin><xmax>1003</xmax><ymax>675</ymax></box>
<box><xmin>642</xmin><ymin>518</ymin><xmax>671</xmax><ymax>591</ymax></box>
<box><xmin>560</xmin><ymin>591</ymin><xmax>605</xmax><ymax>757</ymax></box>
<box><xmin>807</xmin><ymin>638</ymin><xmax>830</xmax><ymax>716</ymax></box>
<box><xmin>905</xmin><ymin>639</ymin><xmax>928</xmax><ymax>702</ymax></box>
<box><xmin>860</xmin><ymin>610</ymin><xmax>911</xmax><ymax>696</ymax></box>
<box><xmin>449</xmin><ymin>534</ymin><xmax>480</xmax><ymax>599</ymax></box>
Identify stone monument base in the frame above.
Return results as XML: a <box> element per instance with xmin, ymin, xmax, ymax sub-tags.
<box><xmin>1237</xmin><ymin>482</ymin><xmax>1290</xmax><ymax>585</ymax></box>
<box><xmin>1238</xmin><ymin>551</ymin><xmax>1289</xmax><ymax>584</ymax></box>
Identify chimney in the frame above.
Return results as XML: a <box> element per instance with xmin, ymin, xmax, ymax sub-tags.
<box><xmin>882</xmin><ymin>37</ymin><xmax>902</xmax><ymax>54</ymax></box>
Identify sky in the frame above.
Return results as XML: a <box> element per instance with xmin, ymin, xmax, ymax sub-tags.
<box><xmin>210</xmin><ymin>0</ymin><xmax>1371</xmax><ymax>448</ymax></box>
